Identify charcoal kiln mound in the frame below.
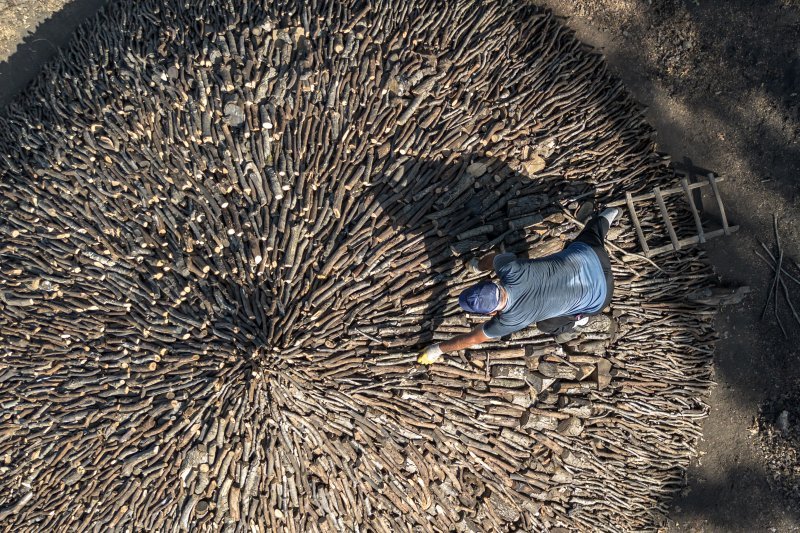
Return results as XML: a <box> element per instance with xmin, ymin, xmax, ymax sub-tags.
<box><xmin>0</xmin><ymin>0</ymin><xmax>718</xmax><ymax>531</ymax></box>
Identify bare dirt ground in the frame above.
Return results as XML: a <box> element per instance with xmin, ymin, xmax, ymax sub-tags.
<box><xmin>1</xmin><ymin>0</ymin><xmax>798</xmax><ymax>531</ymax></box>
<box><xmin>0</xmin><ymin>0</ymin><xmax>68</xmax><ymax>55</ymax></box>
<box><xmin>0</xmin><ymin>0</ymin><xmax>107</xmax><ymax>109</ymax></box>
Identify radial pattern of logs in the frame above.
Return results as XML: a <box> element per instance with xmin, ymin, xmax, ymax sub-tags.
<box><xmin>0</xmin><ymin>0</ymin><xmax>718</xmax><ymax>531</ymax></box>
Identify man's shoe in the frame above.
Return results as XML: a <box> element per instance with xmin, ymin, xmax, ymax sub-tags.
<box><xmin>599</xmin><ymin>207</ymin><xmax>621</xmax><ymax>226</ymax></box>
<box><xmin>554</xmin><ymin>314</ymin><xmax>616</xmax><ymax>344</ymax></box>
<box><xmin>575</xmin><ymin>201</ymin><xmax>595</xmax><ymax>224</ymax></box>
<box><xmin>554</xmin><ymin>330</ymin><xmax>580</xmax><ymax>344</ymax></box>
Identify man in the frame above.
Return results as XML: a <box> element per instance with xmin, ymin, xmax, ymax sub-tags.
<box><xmin>417</xmin><ymin>207</ymin><xmax>620</xmax><ymax>365</ymax></box>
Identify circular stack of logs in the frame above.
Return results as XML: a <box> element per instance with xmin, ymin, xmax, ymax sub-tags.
<box><xmin>0</xmin><ymin>0</ymin><xmax>718</xmax><ymax>531</ymax></box>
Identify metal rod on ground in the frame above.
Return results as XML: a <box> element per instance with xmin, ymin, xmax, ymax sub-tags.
<box><xmin>758</xmin><ymin>252</ymin><xmax>800</xmax><ymax>325</ymax></box>
<box><xmin>773</xmin><ymin>215</ymin><xmax>787</xmax><ymax>337</ymax></box>
<box><xmin>760</xmin><ymin>214</ymin><xmax>787</xmax><ymax>336</ymax></box>
<box><xmin>755</xmin><ymin>249</ymin><xmax>800</xmax><ymax>287</ymax></box>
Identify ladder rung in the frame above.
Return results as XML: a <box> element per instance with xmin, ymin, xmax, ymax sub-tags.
<box><xmin>680</xmin><ymin>177</ymin><xmax>705</xmax><ymax>243</ymax></box>
<box><xmin>706</xmin><ymin>173</ymin><xmax>731</xmax><ymax>235</ymax></box>
<box><xmin>647</xmin><ymin>225</ymin><xmax>739</xmax><ymax>256</ymax></box>
<box><xmin>625</xmin><ymin>191</ymin><xmax>649</xmax><ymax>256</ymax></box>
<box><xmin>654</xmin><ymin>186</ymin><xmax>680</xmax><ymax>251</ymax></box>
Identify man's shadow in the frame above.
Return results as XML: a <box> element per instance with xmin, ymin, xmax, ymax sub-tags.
<box><xmin>367</xmin><ymin>151</ymin><xmax>596</xmax><ymax>349</ymax></box>
<box><xmin>202</xmin><ymin>151</ymin><xmax>595</xmax><ymax>367</ymax></box>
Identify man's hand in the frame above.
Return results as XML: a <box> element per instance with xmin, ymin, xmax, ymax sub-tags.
<box><xmin>418</xmin><ymin>325</ymin><xmax>492</xmax><ymax>365</ymax></box>
<box><xmin>417</xmin><ymin>344</ymin><xmax>443</xmax><ymax>365</ymax></box>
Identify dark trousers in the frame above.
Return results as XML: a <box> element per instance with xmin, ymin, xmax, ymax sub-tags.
<box><xmin>536</xmin><ymin>215</ymin><xmax>614</xmax><ymax>335</ymax></box>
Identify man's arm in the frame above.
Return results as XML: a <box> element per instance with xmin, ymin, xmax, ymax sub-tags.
<box><xmin>440</xmin><ymin>324</ymin><xmax>492</xmax><ymax>353</ymax></box>
<box><xmin>417</xmin><ymin>324</ymin><xmax>492</xmax><ymax>364</ymax></box>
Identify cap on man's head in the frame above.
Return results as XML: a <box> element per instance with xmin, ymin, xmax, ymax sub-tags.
<box><xmin>458</xmin><ymin>281</ymin><xmax>500</xmax><ymax>314</ymax></box>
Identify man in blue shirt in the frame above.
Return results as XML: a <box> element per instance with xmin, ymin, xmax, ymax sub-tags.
<box><xmin>418</xmin><ymin>207</ymin><xmax>619</xmax><ymax>365</ymax></box>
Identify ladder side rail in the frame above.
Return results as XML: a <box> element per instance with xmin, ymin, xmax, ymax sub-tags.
<box><xmin>625</xmin><ymin>191</ymin><xmax>650</xmax><ymax>257</ymax></box>
<box><xmin>680</xmin><ymin>177</ymin><xmax>705</xmax><ymax>243</ymax></box>
<box><xmin>653</xmin><ymin>186</ymin><xmax>681</xmax><ymax>251</ymax></box>
<box><xmin>707</xmin><ymin>173</ymin><xmax>731</xmax><ymax>235</ymax></box>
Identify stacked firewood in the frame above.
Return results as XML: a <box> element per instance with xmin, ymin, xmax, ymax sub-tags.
<box><xmin>0</xmin><ymin>0</ymin><xmax>717</xmax><ymax>530</ymax></box>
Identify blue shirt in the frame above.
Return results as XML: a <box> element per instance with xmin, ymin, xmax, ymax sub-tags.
<box><xmin>483</xmin><ymin>244</ymin><xmax>607</xmax><ymax>338</ymax></box>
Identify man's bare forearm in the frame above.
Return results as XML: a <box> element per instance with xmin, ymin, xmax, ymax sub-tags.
<box><xmin>439</xmin><ymin>325</ymin><xmax>491</xmax><ymax>353</ymax></box>
<box><xmin>439</xmin><ymin>334</ymin><xmax>475</xmax><ymax>353</ymax></box>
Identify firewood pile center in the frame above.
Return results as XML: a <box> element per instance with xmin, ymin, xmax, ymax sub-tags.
<box><xmin>0</xmin><ymin>0</ymin><xmax>718</xmax><ymax>531</ymax></box>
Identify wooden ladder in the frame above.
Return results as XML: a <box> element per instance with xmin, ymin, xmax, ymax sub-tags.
<box><xmin>608</xmin><ymin>159</ymin><xmax>738</xmax><ymax>257</ymax></box>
